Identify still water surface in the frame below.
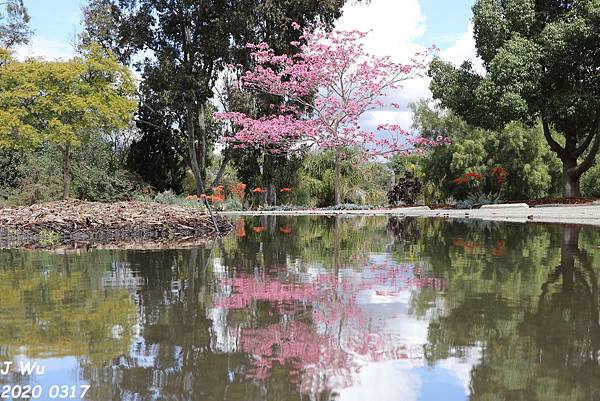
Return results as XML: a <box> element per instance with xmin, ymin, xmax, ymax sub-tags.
<box><xmin>0</xmin><ymin>216</ymin><xmax>599</xmax><ymax>401</ymax></box>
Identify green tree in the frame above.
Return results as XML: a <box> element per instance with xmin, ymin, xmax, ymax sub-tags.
<box><xmin>412</xmin><ymin>101</ymin><xmax>562</xmax><ymax>202</ymax></box>
<box><xmin>0</xmin><ymin>45</ymin><xmax>136</xmax><ymax>198</ymax></box>
<box><xmin>81</xmin><ymin>0</ymin><xmax>353</xmax><ymax>196</ymax></box>
<box><xmin>429</xmin><ymin>0</ymin><xmax>600</xmax><ymax>197</ymax></box>
<box><xmin>0</xmin><ymin>0</ymin><xmax>31</xmax><ymax>48</ymax></box>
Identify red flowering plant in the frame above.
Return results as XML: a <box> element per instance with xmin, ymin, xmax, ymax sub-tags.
<box><xmin>451</xmin><ymin>166</ymin><xmax>508</xmax><ymax>208</ymax></box>
<box><xmin>223</xmin><ymin>182</ymin><xmax>248</xmax><ymax>210</ymax></box>
<box><xmin>244</xmin><ymin>186</ymin><xmax>268</xmax><ymax>209</ymax></box>
<box><xmin>232</xmin><ymin>183</ymin><xmax>247</xmax><ymax>202</ymax></box>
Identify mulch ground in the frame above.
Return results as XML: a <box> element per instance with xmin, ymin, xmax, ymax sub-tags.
<box><xmin>0</xmin><ymin>199</ymin><xmax>233</xmax><ymax>248</ymax></box>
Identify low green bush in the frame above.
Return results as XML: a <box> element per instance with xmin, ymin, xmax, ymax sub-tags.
<box><xmin>582</xmin><ymin>163</ymin><xmax>600</xmax><ymax>197</ymax></box>
<box><xmin>153</xmin><ymin>190</ymin><xmax>206</xmax><ymax>209</ymax></box>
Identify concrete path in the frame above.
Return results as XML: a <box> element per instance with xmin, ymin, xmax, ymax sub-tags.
<box><xmin>219</xmin><ymin>204</ymin><xmax>600</xmax><ymax>227</ymax></box>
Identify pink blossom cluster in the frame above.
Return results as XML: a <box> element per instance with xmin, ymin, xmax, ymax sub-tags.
<box><xmin>215</xmin><ymin>25</ymin><xmax>448</xmax><ymax>157</ymax></box>
<box><xmin>214</xmin><ymin>276</ymin><xmax>317</xmax><ymax>309</ymax></box>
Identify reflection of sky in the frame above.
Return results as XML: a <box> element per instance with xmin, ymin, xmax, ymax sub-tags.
<box><xmin>336</xmin><ymin>359</ymin><xmax>472</xmax><ymax>401</ymax></box>
<box><xmin>11</xmin><ymin>356</ymin><xmax>89</xmax><ymax>401</ymax></box>
<box><xmin>210</xmin><ymin>250</ymin><xmax>476</xmax><ymax>401</ymax></box>
<box><xmin>331</xmin><ymin>253</ymin><xmax>474</xmax><ymax>401</ymax></box>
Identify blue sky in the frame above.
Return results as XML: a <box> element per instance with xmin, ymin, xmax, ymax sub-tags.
<box><xmin>418</xmin><ymin>0</ymin><xmax>475</xmax><ymax>47</ymax></box>
<box><xmin>24</xmin><ymin>1</ymin><xmax>85</xmax><ymax>45</ymax></box>
<box><xmin>21</xmin><ymin>0</ymin><xmax>475</xmax><ymax>58</ymax></box>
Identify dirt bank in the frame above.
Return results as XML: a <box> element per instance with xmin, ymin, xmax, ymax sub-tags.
<box><xmin>0</xmin><ymin>199</ymin><xmax>233</xmax><ymax>248</ymax></box>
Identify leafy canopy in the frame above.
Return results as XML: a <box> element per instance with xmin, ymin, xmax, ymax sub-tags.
<box><xmin>0</xmin><ymin>45</ymin><xmax>136</xmax><ymax>150</ymax></box>
<box><xmin>430</xmin><ymin>0</ymin><xmax>600</xmax><ymax>133</ymax></box>
<box><xmin>0</xmin><ymin>0</ymin><xmax>31</xmax><ymax>48</ymax></box>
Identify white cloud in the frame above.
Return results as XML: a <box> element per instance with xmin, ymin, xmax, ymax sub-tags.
<box><xmin>14</xmin><ymin>36</ymin><xmax>77</xmax><ymax>60</ymax></box>
<box><xmin>365</xmin><ymin>110</ymin><xmax>413</xmax><ymax>130</ymax></box>
<box><xmin>337</xmin><ymin>361</ymin><xmax>422</xmax><ymax>401</ymax></box>
<box><xmin>334</xmin><ymin>0</ymin><xmax>427</xmax><ymax>134</ymax></box>
<box><xmin>440</xmin><ymin>23</ymin><xmax>485</xmax><ymax>73</ymax></box>
<box><xmin>335</xmin><ymin>1</ymin><xmax>483</xmax><ymax>132</ymax></box>
<box><xmin>335</xmin><ymin>0</ymin><xmax>426</xmax><ymax>60</ymax></box>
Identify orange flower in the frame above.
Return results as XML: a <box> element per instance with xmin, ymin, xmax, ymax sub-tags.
<box><xmin>212</xmin><ymin>185</ymin><xmax>225</xmax><ymax>193</ymax></box>
<box><xmin>464</xmin><ymin>172</ymin><xmax>484</xmax><ymax>181</ymax></box>
<box><xmin>452</xmin><ymin>177</ymin><xmax>469</xmax><ymax>185</ymax></box>
<box><xmin>253</xmin><ymin>226</ymin><xmax>267</xmax><ymax>233</ymax></box>
<box><xmin>279</xmin><ymin>187</ymin><xmax>293</xmax><ymax>193</ymax></box>
<box><xmin>490</xmin><ymin>166</ymin><xmax>508</xmax><ymax>176</ymax></box>
<box><xmin>232</xmin><ymin>183</ymin><xmax>247</xmax><ymax>201</ymax></box>
<box><xmin>203</xmin><ymin>194</ymin><xmax>224</xmax><ymax>203</ymax></box>
<box><xmin>279</xmin><ymin>227</ymin><xmax>292</xmax><ymax>234</ymax></box>
<box><xmin>252</xmin><ymin>187</ymin><xmax>267</xmax><ymax>193</ymax></box>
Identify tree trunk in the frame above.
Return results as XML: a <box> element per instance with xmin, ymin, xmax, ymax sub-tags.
<box><xmin>187</xmin><ymin>104</ymin><xmax>205</xmax><ymax>196</ymax></box>
<box><xmin>264</xmin><ymin>153</ymin><xmax>277</xmax><ymax>206</ymax></box>
<box><xmin>334</xmin><ymin>149</ymin><xmax>341</xmax><ymax>205</ymax></box>
<box><xmin>211</xmin><ymin>149</ymin><xmax>231</xmax><ymax>188</ymax></box>
<box><xmin>62</xmin><ymin>143</ymin><xmax>72</xmax><ymax>200</ymax></box>
<box><xmin>563</xmin><ymin>158</ymin><xmax>582</xmax><ymax>198</ymax></box>
<box><xmin>198</xmin><ymin>104</ymin><xmax>207</xmax><ymax>177</ymax></box>
<box><xmin>541</xmin><ymin>119</ymin><xmax>599</xmax><ymax>198</ymax></box>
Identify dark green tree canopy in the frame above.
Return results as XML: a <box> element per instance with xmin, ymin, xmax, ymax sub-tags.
<box><xmin>429</xmin><ymin>0</ymin><xmax>600</xmax><ymax>197</ymax></box>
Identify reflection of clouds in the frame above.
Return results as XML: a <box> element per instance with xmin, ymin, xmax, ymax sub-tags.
<box><xmin>438</xmin><ymin>347</ymin><xmax>482</xmax><ymax>396</ymax></box>
<box><xmin>207</xmin><ymin>307</ymin><xmax>240</xmax><ymax>354</ymax></box>
<box><xmin>337</xmin><ymin>361</ymin><xmax>422</xmax><ymax>401</ymax></box>
<box><xmin>102</xmin><ymin>261</ymin><xmax>143</xmax><ymax>289</ymax></box>
<box><xmin>126</xmin><ymin>337</ymin><xmax>158</xmax><ymax>369</ymax></box>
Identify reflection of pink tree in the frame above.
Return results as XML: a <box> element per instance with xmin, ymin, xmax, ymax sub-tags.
<box><xmin>214</xmin><ymin>263</ymin><xmax>447</xmax><ymax>394</ymax></box>
<box><xmin>216</xmin><ymin>25</ymin><xmax>448</xmax><ymax>204</ymax></box>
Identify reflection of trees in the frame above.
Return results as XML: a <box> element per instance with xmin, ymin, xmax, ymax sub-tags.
<box><xmin>220</xmin><ymin>216</ymin><xmax>391</xmax><ymax>272</ymax></box>
<box><xmin>83</xmin><ymin>247</ymin><xmax>257</xmax><ymax>401</ymax></box>
<box><xmin>387</xmin><ymin>217</ymin><xmax>420</xmax><ymax>245</ymax></box>
<box><xmin>81</xmin><ymin>216</ymin><xmax>431</xmax><ymax>401</ymax></box>
<box><xmin>0</xmin><ymin>250</ymin><xmax>135</xmax><ymax>365</ymax></box>
<box><xmin>214</xmin><ymin>269</ymin><xmax>427</xmax><ymax>397</ymax></box>
<box><xmin>425</xmin><ymin>225</ymin><xmax>600</xmax><ymax>401</ymax></box>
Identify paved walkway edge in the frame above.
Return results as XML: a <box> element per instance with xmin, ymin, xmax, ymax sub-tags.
<box><xmin>219</xmin><ymin>205</ymin><xmax>600</xmax><ymax>227</ymax></box>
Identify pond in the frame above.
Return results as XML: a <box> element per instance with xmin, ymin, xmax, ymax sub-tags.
<box><xmin>0</xmin><ymin>216</ymin><xmax>599</xmax><ymax>401</ymax></box>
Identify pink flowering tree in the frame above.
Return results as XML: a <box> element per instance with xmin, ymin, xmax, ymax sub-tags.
<box><xmin>216</xmin><ymin>24</ymin><xmax>448</xmax><ymax>205</ymax></box>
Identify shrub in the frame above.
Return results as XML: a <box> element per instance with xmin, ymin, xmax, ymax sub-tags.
<box><xmin>153</xmin><ymin>190</ymin><xmax>205</xmax><ymax>209</ymax></box>
<box><xmin>582</xmin><ymin>163</ymin><xmax>600</xmax><ymax>197</ymax></box>
<box><xmin>39</xmin><ymin>229</ymin><xmax>60</xmax><ymax>246</ymax></box>
<box><xmin>387</xmin><ymin>171</ymin><xmax>422</xmax><ymax>206</ymax></box>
